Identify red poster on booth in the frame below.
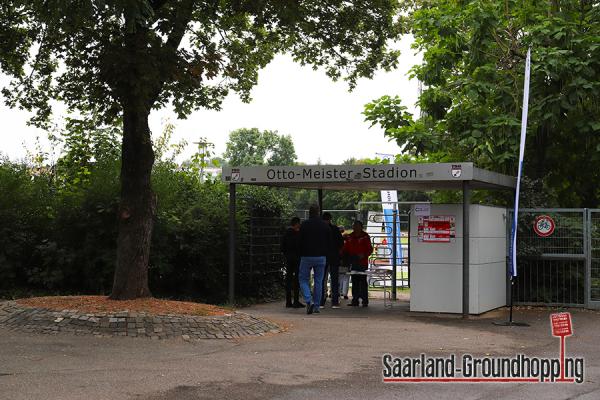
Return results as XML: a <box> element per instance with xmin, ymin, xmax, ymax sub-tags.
<box><xmin>417</xmin><ymin>215</ymin><xmax>456</xmax><ymax>243</ymax></box>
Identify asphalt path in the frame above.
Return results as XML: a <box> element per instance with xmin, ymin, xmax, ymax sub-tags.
<box><xmin>1</xmin><ymin>300</ymin><xmax>599</xmax><ymax>400</ymax></box>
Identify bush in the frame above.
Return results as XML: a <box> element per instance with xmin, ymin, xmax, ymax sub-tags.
<box><xmin>0</xmin><ymin>142</ymin><xmax>292</xmax><ymax>304</ymax></box>
<box><xmin>0</xmin><ymin>152</ymin><xmax>120</xmax><ymax>296</ymax></box>
<box><xmin>150</xmin><ymin>165</ymin><xmax>292</xmax><ymax>303</ymax></box>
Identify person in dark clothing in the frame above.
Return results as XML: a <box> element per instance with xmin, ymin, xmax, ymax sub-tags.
<box><xmin>343</xmin><ymin>220</ymin><xmax>373</xmax><ymax>307</ymax></box>
<box><xmin>281</xmin><ymin>216</ymin><xmax>304</xmax><ymax>308</ymax></box>
<box><xmin>298</xmin><ymin>204</ymin><xmax>332</xmax><ymax>315</ymax></box>
<box><xmin>320</xmin><ymin>212</ymin><xmax>344</xmax><ymax>308</ymax></box>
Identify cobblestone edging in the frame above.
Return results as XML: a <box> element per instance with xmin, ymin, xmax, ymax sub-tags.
<box><xmin>0</xmin><ymin>301</ymin><xmax>281</xmax><ymax>340</ymax></box>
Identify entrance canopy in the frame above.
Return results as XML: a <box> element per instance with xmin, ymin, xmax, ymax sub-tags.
<box><xmin>222</xmin><ymin>162</ymin><xmax>515</xmax><ymax>191</ymax></box>
<box><xmin>222</xmin><ymin>162</ymin><xmax>516</xmax><ymax>316</ymax></box>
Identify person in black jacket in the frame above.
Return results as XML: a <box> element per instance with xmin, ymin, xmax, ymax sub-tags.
<box><xmin>321</xmin><ymin>212</ymin><xmax>344</xmax><ymax>308</ymax></box>
<box><xmin>281</xmin><ymin>217</ymin><xmax>304</xmax><ymax>308</ymax></box>
<box><xmin>298</xmin><ymin>204</ymin><xmax>332</xmax><ymax>314</ymax></box>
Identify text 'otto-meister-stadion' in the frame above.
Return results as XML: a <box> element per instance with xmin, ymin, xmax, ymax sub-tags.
<box><xmin>265</xmin><ymin>166</ymin><xmax>418</xmax><ymax>181</ymax></box>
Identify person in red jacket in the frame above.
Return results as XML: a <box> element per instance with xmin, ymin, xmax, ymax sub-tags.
<box><xmin>343</xmin><ymin>220</ymin><xmax>373</xmax><ymax>307</ymax></box>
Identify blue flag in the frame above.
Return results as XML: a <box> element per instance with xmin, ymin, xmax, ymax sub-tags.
<box><xmin>381</xmin><ymin>190</ymin><xmax>402</xmax><ymax>264</ymax></box>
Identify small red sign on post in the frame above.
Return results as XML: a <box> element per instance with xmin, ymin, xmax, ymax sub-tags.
<box><xmin>550</xmin><ymin>312</ymin><xmax>573</xmax><ymax>381</ymax></box>
<box><xmin>551</xmin><ymin>312</ymin><xmax>573</xmax><ymax>337</ymax></box>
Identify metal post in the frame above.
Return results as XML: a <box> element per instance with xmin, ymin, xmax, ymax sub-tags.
<box><xmin>392</xmin><ymin>207</ymin><xmax>398</xmax><ymax>300</ymax></box>
<box><xmin>462</xmin><ymin>181</ymin><xmax>470</xmax><ymax>318</ymax></box>
<box><xmin>506</xmin><ymin>203</ymin><xmax>513</xmax><ymax>307</ymax></box>
<box><xmin>228</xmin><ymin>183</ymin><xmax>236</xmax><ymax>305</ymax></box>
<box><xmin>493</xmin><ymin>197</ymin><xmax>529</xmax><ymax>327</ymax></box>
<box><xmin>249</xmin><ymin>217</ymin><xmax>254</xmax><ymax>287</ymax></box>
<box><xmin>508</xmin><ymin>278</ymin><xmax>514</xmax><ymax>321</ymax></box>
<box><xmin>317</xmin><ymin>188</ymin><xmax>323</xmax><ymax>216</ymax></box>
<box><xmin>407</xmin><ymin>210</ymin><xmax>411</xmax><ymax>289</ymax></box>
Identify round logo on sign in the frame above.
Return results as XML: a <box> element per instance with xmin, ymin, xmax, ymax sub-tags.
<box><xmin>450</xmin><ymin>165</ymin><xmax>462</xmax><ymax>178</ymax></box>
<box><xmin>533</xmin><ymin>215</ymin><xmax>555</xmax><ymax>237</ymax></box>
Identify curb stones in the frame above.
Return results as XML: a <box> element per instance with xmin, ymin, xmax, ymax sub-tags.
<box><xmin>0</xmin><ymin>301</ymin><xmax>281</xmax><ymax>341</ymax></box>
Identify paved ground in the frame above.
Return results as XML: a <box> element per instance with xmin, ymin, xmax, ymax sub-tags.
<box><xmin>1</xmin><ymin>299</ymin><xmax>599</xmax><ymax>400</ymax></box>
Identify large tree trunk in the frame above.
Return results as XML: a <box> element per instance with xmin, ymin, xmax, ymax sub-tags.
<box><xmin>106</xmin><ymin>3</ymin><xmax>192</xmax><ymax>300</ymax></box>
<box><xmin>109</xmin><ymin>102</ymin><xmax>155</xmax><ymax>300</ymax></box>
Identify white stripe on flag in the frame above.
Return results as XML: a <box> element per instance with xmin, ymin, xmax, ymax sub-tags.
<box><xmin>510</xmin><ymin>48</ymin><xmax>531</xmax><ymax>277</ymax></box>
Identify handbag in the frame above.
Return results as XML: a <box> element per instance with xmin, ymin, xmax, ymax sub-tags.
<box><xmin>348</xmin><ymin>255</ymin><xmax>366</xmax><ymax>272</ymax></box>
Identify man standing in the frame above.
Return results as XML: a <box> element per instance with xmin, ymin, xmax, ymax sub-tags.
<box><xmin>343</xmin><ymin>220</ymin><xmax>373</xmax><ymax>307</ymax></box>
<box><xmin>298</xmin><ymin>204</ymin><xmax>332</xmax><ymax>314</ymax></box>
<box><xmin>281</xmin><ymin>217</ymin><xmax>304</xmax><ymax>308</ymax></box>
<box><xmin>321</xmin><ymin>212</ymin><xmax>344</xmax><ymax>308</ymax></box>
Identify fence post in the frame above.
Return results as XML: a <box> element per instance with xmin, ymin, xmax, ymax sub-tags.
<box><xmin>585</xmin><ymin>208</ymin><xmax>590</xmax><ymax>308</ymax></box>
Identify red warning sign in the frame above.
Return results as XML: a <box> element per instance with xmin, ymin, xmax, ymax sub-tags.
<box><xmin>534</xmin><ymin>215</ymin><xmax>556</xmax><ymax>237</ymax></box>
<box><xmin>551</xmin><ymin>312</ymin><xmax>573</xmax><ymax>337</ymax></box>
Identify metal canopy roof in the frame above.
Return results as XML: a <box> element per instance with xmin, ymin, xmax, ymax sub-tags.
<box><xmin>222</xmin><ymin>162</ymin><xmax>515</xmax><ymax>191</ymax></box>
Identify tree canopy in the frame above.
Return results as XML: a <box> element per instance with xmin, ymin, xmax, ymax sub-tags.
<box><xmin>1</xmin><ymin>0</ymin><xmax>402</xmax><ymax>126</ymax></box>
<box><xmin>0</xmin><ymin>0</ymin><xmax>403</xmax><ymax>299</ymax></box>
<box><xmin>224</xmin><ymin>127</ymin><xmax>297</xmax><ymax>166</ymax></box>
<box><xmin>364</xmin><ymin>0</ymin><xmax>600</xmax><ymax>207</ymax></box>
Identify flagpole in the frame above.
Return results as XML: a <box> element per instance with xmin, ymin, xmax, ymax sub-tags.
<box><xmin>494</xmin><ymin>48</ymin><xmax>532</xmax><ymax>327</ymax></box>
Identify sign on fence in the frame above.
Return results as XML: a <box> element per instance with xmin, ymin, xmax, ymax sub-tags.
<box><xmin>534</xmin><ymin>215</ymin><xmax>556</xmax><ymax>237</ymax></box>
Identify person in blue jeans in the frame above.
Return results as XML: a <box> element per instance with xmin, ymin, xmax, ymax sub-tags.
<box><xmin>298</xmin><ymin>204</ymin><xmax>332</xmax><ymax>314</ymax></box>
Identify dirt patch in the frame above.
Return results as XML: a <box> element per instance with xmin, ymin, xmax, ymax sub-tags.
<box><xmin>15</xmin><ymin>296</ymin><xmax>230</xmax><ymax>316</ymax></box>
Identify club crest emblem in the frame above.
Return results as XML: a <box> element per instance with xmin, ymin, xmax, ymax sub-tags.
<box><xmin>450</xmin><ymin>165</ymin><xmax>462</xmax><ymax>178</ymax></box>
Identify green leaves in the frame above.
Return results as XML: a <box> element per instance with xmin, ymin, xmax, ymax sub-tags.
<box><xmin>364</xmin><ymin>0</ymin><xmax>600</xmax><ymax>206</ymax></box>
<box><xmin>0</xmin><ymin>4</ymin><xmax>32</xmax><ymax>77</ymax></box>
<box><xmin>0</xmin><ymin>0</ymin><xmax>402</xmax><ymax>126</ymax></box>
<box><xmin>223</xmin><ymin>128</ymin><xmax>297</xmax><ymax>167</ymax></box>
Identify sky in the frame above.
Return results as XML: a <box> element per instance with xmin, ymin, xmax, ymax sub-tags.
<box><xmin>0</xmin><ymin>36</ymin><xmax>421</xmax><ymax>165</ymax></box>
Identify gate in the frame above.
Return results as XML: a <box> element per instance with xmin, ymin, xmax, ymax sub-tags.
<box><xmin>512</xmin><ymin>209</ymin><xmax>586</xmax><ymax>307</ymax></box>
<box><xmin>238</xmin><ymin>215</ymin><xmax>286</xmax><ymax>299</ymax></box>
<box><xmin>512</xmin><ymin>208</ymin><xmax>600</xmax><ymax>309</ymax></box>
<box><xmin>364</xmin><ymin>211</ymin><xmax>410</xmax><ymax>289</ymax></box>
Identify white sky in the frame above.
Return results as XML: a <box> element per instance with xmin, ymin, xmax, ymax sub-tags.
<box><xmin>0</xmin><ymin>36</ymin><xmax>421</xmax><ymax>165</ymax></box>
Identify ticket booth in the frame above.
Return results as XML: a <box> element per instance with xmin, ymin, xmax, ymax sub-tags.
<box><xmin>409</xmin><ymin>204</ymin><xmax>507</xmax><ymax>314</ymax></box>
<box><xmin>222</xmin><ymin>162</ymin><xmax>516</xmax><ymax>317</ymax></box>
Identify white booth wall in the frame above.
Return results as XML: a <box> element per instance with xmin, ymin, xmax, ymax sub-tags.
<box><xmin>409</xmin><ymin>204</ymin><xmax>507</xmax><ymax>314</ymax></box>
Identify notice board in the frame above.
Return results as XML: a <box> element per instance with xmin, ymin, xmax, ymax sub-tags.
<box><xmin>417</xmin><ymin>215</ymin><xmax>456</xmax><ymax>243</ymax></box>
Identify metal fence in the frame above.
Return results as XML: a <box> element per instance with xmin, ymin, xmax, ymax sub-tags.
<box><xmin>512</xmin><ymin>209</ymin><xmax>600</xmax><ymax>308</ymax></box>
<box><xmin>364</xmin><ymin>211</ymin><xmax>410</xmax><ymax>289</ymax></box>
<box><xmin>239</xmin><ymin>208</ymin><xmax>600</xmax><ymax>308</ymax></box>
<box><xmin>238</xmin><ymin>216</ymin><xmax>286</xmax><ymax>298</ymax></box>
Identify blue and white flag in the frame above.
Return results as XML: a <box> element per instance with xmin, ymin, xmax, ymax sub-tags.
<box><xmin>381</xmin><ymin>190</ymin><xmax>402</xmax><ymax>264</ymax></box>
<box><xmin>377</xmin><ymin>153</ymin><xmax>402</xmax><ymax>265</ymax></box>
<box><xmin>509</xmin><ymin>48</ymin><xmax>531</xmax><ymax>278</ymax></box>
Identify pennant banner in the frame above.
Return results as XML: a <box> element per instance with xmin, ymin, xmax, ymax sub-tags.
<box><xmin>510</xmin><ymin>48</ymin><xmax>531</xmax><ymax>277</ymax></box>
